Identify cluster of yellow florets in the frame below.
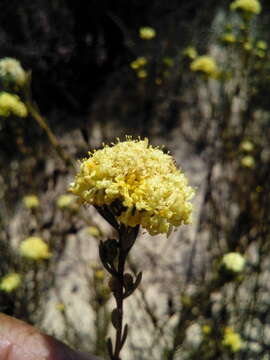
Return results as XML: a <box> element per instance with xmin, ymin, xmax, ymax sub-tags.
<box><xmin>0</xmin><ymin>58</ymin><xmax>27</xmax><ymax>86</ymax></box>
<box><xmin>230</xmin><ymin>0</ymin><xmax>261</xmax><ymax>14</ymax></box>
<box><xmin>139</xmin><ymin>27</ymin><xmax>156</xmax><ymax>40</ymax></box>
<box><xmin>190</xmin><ymin>56</ymin><xmax>218</xmax><ymax>78</ymax></box>
<box><xmin>222</xmin><ymin>327</ymin><xmax>243</xmax><ymax>352</ymax></box>
<box><xmin>0</xmin><ymin>273</ymin><xmax>21</xmax><ymax>292</ymax></box>
<box><xmin>70</xmin><ymin>138</ymin><xmax>194</xmax><ymax>236</ymax></box>
<box><xmin>20</xmin><ymin>236</ymin><xmax>51</xmax><ymax>260</ymax></box>
<box><xmin>0</xmin><ymin>92</ymin><xmax>27</xmax><ymax>118</ymax></box>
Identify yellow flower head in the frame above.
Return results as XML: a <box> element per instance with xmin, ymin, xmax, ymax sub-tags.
<box><xmin>230</xmin><ymin>0</ymin><xmax>261</xmax><ymax>14</ymax></box>
<box><xmin>190</xmin><ymin>56</ymin><xmax>218</xmax><ymax>78</ymax></box>
<box><xmin>221</xmin><ymin>252</ymin><xmax>245</xmax><ymax>273</ymax></box>
<box><xmin>130</xmin><ymin>57</ymin><xmax>148</xmax><ymax>70</ymax></box>
<box><xmin>23</xmin><ymin>195</ymin><xmax>40</xmax><ymax>209</ymax></box>
<box><xmin>241</xmin><ymin>155</ymin><xmax>255</xmax><ymax>168</ymax></box>
<box><xmin>0</xmin><ymin>92</ymin><xmax>27</xmax><ymax>118</ymax></box>
<box><xmin>221</xmin><ymin>33</ymin><xmax>236</xmax><ymax>44</ymax></box>
<box><xmin>183</xmin><ymin>47</ymin><xmax>198</xmax><ymax>60</ymax></box>
<box><xmin>222</xmin><ymin>327</ymin><xmax>243</xmax><ymax>352</ymax></box>
<box><xmin>0</xmin><ymin>273</ymin><xmax>21</xmax><ymax>292</ymax></box>
<box><xmin>0</xmin><ymin>58</ymin><xmax>27</xmax><ymax>86</ymax></box>
<box><xmin>70</xmin><ymin>138</ymin><xmax>194</xmax><ymax>236</ymax></box>
<box><xmin>139</xmin><ymin>27</ymin><xmax>156</xmax><ymax>40</ymax></box>
<box><xmin>20</xmin><ymin>236</ymin><xmax>51</xmax><ymax>260</ymax></box>
<box><xmin>56</xmin><ymin>194</ymin><xmax>76</xmax><ymax>209</ymax></box>
<box><xmin>240</xmin><ymin>140</ymin><xmax>254</xmax><ymax>152</ymax></box>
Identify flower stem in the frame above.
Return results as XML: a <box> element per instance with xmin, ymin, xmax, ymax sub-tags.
<box><xmin>113</xmin><ymin>242</ymin><xmax>126</xmax><ymax>360</ymax></box>
<box><xmin>102</xmin><ymin>225</ymin><xmax>140</xmax><ymax>360</ymax></box>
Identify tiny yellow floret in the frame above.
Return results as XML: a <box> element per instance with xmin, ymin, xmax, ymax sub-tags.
<box><xmin>190</xmin><ymin>56</ymin><xmax>218</xmax><ymax>78</ymax></box>
<box><xmin>222</xmin><ymin>327</ymin><xmax>243</xmax><ymax>352</ymax></box>
<box><xmin>230</xmin><ymin>0</ymin><xmax>261</xmax><ymax>14</ymax></box>
<box><xmin>0</xmin><ymin>92</ymin><xmax>27</xmax><ymax>118</ymax></box>
<box><xmin>20</xmin><ymin>236</ymin><xmax>51</xmax><ymax>260</ymax></box>
<box><xmin>70</xmin><ymin>138</ymin><xmax>194</xmax><ymax>236</ymax></box>
<box><xmin>23</xmin><ymin>195</ymin><xmax>40</xmax><ymax>209</ymax></box>
<box><xmin>139</xmin><ymin>27</ymin><xmax>156</xmax><ymax>40</ymax></box>
<box><xmin>0</xmin><ymin>273</ymin><xmax>21</xmax><ymax>292</ymax></box>
<box><xmin>0</xmin><ymin>58</ymin><xmax>27</xmax><ymax>86</ymax></box>
<box><xmin>221</xmin><ymin>252</ymin><xmax>245</xmax><ymax>273</ymax></box>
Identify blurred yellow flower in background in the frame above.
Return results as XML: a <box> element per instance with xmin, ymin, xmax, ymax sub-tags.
<box><xmin>221</xmin><ymin>33</ymin><xmax>236</xmax><ymax>44</ymax></box>
<box><xmin>0</xmin><ymin>273</ymin><xmax>21</xmax><ymax>292</ymax></box>
<box><xmin>183</xmin><ymin>47</ymin><xmax>198</xmax><ymax>60</ymax></box>
<box><xmin>256</xmin><ymin>40</ymin><xmax>267</xmax><ymax>50</ymax></box>
<box><xmin>130</xmin><ymin>57</ymin><xmax>148</xmax><ymax>70</ymax></box>
<box><xmin>0</xmin><ymin>57</ymin><xmax>27</xmax><ymax>86</ymax></box>
<box><xmin>23</xmin><ymin>195</ymin><xmax>40</xmax><ymax>209</ymax></box>
<box><xmin>137</xmin><ymin>69</ymin><xmax>148</xmax><ymax>79</ymax></box>
<box><xmin>241</xmin><ymin>155</ymin><xmax>255</xmax><ymax>168</ymax></box>
<box><xmin>243</xmin><ymin>41</ymin><xmax>252</xmax><ymax>51</ymax></box>
<box><xmin>57</xmin><ymin>194</ymin><xmax>76</xmax><ymax>209</ymax></box>
<box><xmin>70</xmin><ymin>138</ymin><xmax>194</xmax><ymax>236</ymax></box>
<box><xmin>201</xmin><ymin>324</ymin><xmax>212</xmax><ymax>335</ymax></box>
<box><xmin>221</xmin><ymin>252</ymin><xmax>246</xmax><ymax>273</ymax></box>
<box><xmin>20</xmin><ymin>236</ymin><xmax>51</xmax><ymax>260</ymax></box>
<box><xmin>222</xmin><ymin>327</ymin><xmax>243</xmax><ymax>352</ymax></box>
<box><xmin>230</xmin><ymin>0</ymin><xmax>261</xmax><ymax>14</ymax></box>
<box><xmin>0</xmin><ymin>92</ymin><xmax>28</xmax><ymax>118</ymax></box>
<box><xmin>190</xmin><ymin>56</ymin><xmax>218</xmax><ymax>78</ymax></box>
<box><xmin>240</xmin><ymin>140</ymin><xmax>254</xmax><ymax>152</ymax></box>
<box><xmin>139</xmin><ymin>27</ymin><xmax>156</xmax><ymax>40</ymax></box>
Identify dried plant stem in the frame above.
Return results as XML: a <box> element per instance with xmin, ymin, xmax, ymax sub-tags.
<box><xmin>112</xmin><ymin>240</ymin><xmax>126</xmax><ymax>360</ymax></box>
<box><xmin>26</xmin><ymin>101</ymin><xmax>75</xmax><ymax>169</ymax></box>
